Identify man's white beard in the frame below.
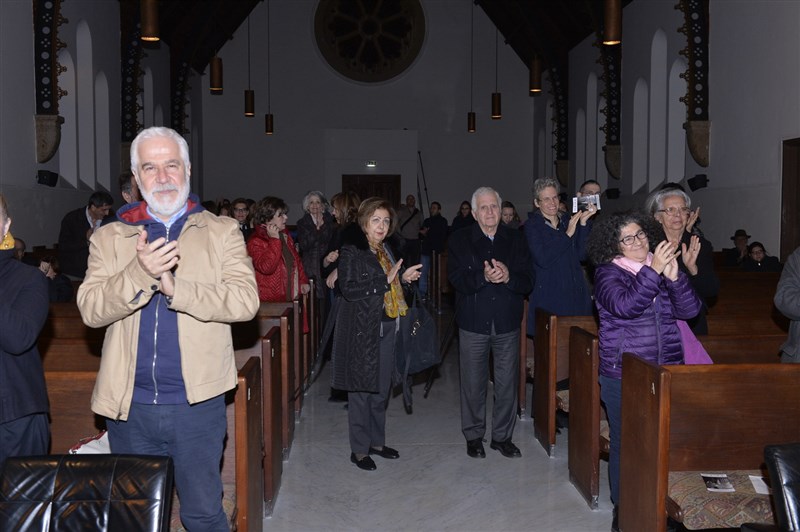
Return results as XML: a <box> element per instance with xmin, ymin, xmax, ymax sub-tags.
<box><xmin>141</xmin><ymin>181</ymin><xmax>190</xmax><ymax>218</ymax></box>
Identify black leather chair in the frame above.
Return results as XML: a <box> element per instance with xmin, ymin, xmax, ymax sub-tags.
<box><xmin>742</xmin><ymin>442</ymin><xmax>800</xmax><ymax>532</ymax></box>
<box><xmin>0</xmin><ymin>454</ymin><xmax>174</xmax><ymax>531</ymax></box>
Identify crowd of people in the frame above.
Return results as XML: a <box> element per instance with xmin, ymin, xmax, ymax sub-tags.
<box><xmin>4</xmin><ymin>126</ymin><xmax>799</xmax><ymax>531</ymax></box>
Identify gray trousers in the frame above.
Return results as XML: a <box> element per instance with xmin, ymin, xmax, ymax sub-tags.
<box><xmin>348</xmin><ymin>322</ymin><xmax>396</xmax><ymax>454</ymax></box>
<box><xmin>458</xmin><ymin>327</ymin><xmax>520</xmax><ymax>442</ymax></box>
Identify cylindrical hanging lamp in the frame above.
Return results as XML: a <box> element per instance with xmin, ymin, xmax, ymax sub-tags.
<box><xmin>467</xmin><ymin>3</ymin><xmax>476</xmax><ymax>133</ymax></box>
<box><xmin>265</xmin><ymin>113</ymin><xmax>274</xmax><ymax>135</ymax></box>
<box><xmin>529</xmin><ymin>55</ymin><xmax>542</xmax><ymax>94</ymax></box>
<box><xmin>140</xmin><ymin>0</ymin><xmax>159</xmax><ymax>42</ymax></box>
<box><xmin>244</xmin><ymin>16</ymin><xmax>255</xmax><ymax>116</ymax></box>
<box><xmin>491</xmin><ymin>30</ymin><xmax>501</xmax><ymax>119</ymax></box>
<box><xmin>603</xmin><ymin>0</ymin><xmax>622</xmax><ymax>45</ymax></box>
<box><xmin>244</xmin><ymin>90</ymin><xmax>255</xmax><ymax>116</ymax></box>
<box><xmin>210</xmin><ymin>56</ymin><xmax>223</xmax><ymax>93</ymax></box>
<box><xmin>491</xmin><ymin>93</ymin><xmax>502</xmax><ymax>119</ymax></box>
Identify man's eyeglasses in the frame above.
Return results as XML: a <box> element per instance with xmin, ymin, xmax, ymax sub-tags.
<box><xmin>233</xmin><ymin>208</ymin><xmax>248</xmax><ymax>214</ymax></box>
<box><xmin>657</xmin><ymin>206</ymin><xmax>691</xmax><ymax>217</ymax></box>
<box><xmin>619</xmin><ymin>229</ymin><xmax>648</xmax><ymax>246</ymax></box>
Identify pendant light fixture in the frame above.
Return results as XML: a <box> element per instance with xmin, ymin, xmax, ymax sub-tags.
<box><xmin>244</xmin><ymin>15</ymin><xmax>254</xmax><ymax>116</ymax></box>
<box><xmin>529</xmin><ymin>55</ymin><xmax>542</xmax><ymax>95</ymax></box>
<box><xmin>491</xmin><ymin>29</ymin><xmax>501</xmax><ymax>119</ymax></box>
<box><xmin>467</xmin><ymin>3</ymin><xmax>475</xmax><ymax>133</ymax></box>
<box><xmin>209</xmin><ymin>54</ymin><xmax>223</xmax><ymax>93</ymax></box>
<box><xmin>603</xmin><ymin>0</ymin><xmax>622</xmax><ymax>45</ymax></box>
<box><xmin>140</xmin><ymin>0</ymin><xmax>159</xmax><ymax>42</ymax></box>
<box><xmin>265</xmin><ymin>0</ymin><xmax>274</xmax><ymax>135</ymax></box>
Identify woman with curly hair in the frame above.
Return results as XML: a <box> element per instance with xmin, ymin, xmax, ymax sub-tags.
<box><xmin>587</xmin><ymin>210</ymin><xmax>702</xmax><ymax>531</ymax></box>
<box><xmin>247</xmin><ymin>196</ymin><xmax>310</xmax><ymax>304</ymax></box>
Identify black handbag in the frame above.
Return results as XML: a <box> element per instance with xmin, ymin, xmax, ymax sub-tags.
<box><xmin>394</xmin><ymin>289</ymin><xmax>440</xmax><ymax>412</ymax></box>
<box><xmin>396</xmin><ymin>290</ymin><xmax>439</xmax><ymax>376</ymax></box>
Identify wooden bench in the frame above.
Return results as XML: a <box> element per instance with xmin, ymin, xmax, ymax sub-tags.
<box><xmin>235</xmin><ymin>307</ymin><xmax>296</xmax><ymax>459</ymax></box>
<box><xmin>45</xmin><ymin>360</ymin><xmax>266</xmax><ymax>532</ymax></box>
<box><xmin>39</xmin><ymin>337</ymin><xmax>102</xmax><ymax>371</ymax></box>
<box><xmin>531</xmin><ymin>310</ymin><xmax>598</xmax><ymax>456</ymax></box>
<box><xmin>46</xmin><ymin>371</ymin><xmax>105</xmax><ymax>454</ymax></box>
<box><xmin>619</xmin><ymin>356</ymin><xmax>800</xmax><ymax>531</ymax></box>
<box><xmin>706</xmin><ymin>312</ymin><xmax>788</xmax><ymax>335</ymax></box>
<box><xmin>40</xmin><ymin>315</ymin><xmax>105</xmax><ymax>341</ymax></box>
<box><xmin>260</xmin><ymin>301</ymin><xmax>305</xmax><ymax>417</ymax></box>
<box><xmin>568</xmin><ymin>328</ymin><xmax>787</xmax><ymax>509</ymax></box>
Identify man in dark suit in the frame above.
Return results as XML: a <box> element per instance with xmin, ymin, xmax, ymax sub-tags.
<box><xmin>58</xmin><ymin>191</ymin><xmax>113</xmax><ymax>279</ymax></box>
<box><xmin>447</xmin><ymin>187</ymin><xmax>534</xmax><ymax>459</ymax></box>
<box><xmin>232</xmin><ymin>197</ymin><xmax>253</xmax><ymax>241</ymax></box>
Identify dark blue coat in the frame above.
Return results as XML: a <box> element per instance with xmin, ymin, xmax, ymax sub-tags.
<box><xmin>524</xmin><ymin>211</ymin><xmax>593</xmax><ymax>335</ymax></box>
<box><xmin>594</xmin><ymin>262</ymin><xmax>702</xmax><ymax>379</ymax></box>
<box><xmin>0</xmin><ymin>248</ymin><xmax>50</xmax><ymax>424</ymax></box>
<box><xmin>447</xmin><ymin>223</ymin><xmax>533</xmax><ymax>335</ymax></box>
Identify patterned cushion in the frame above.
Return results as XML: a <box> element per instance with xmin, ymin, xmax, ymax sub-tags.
<box><xmin>599</xmin><ymin>420</ymin><xmax>610</xmax><ymax>454</ymax></box>
<box><xmin>556</xmin><ymin>390</ymin><xmax>569</xmax><ymax>412</ymax></box>
<box><xmin>169</xmin><ymin>483</ymin><xmax>237</xmax><ymax>531</ymax></box>
<box><xmin>667</xmin><ymin>470</ymin><xmax>774</xmax><ymax>530</ymax></box>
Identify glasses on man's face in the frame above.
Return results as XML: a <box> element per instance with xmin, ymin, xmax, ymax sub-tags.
<box><xmin>619</xmin><ymin>229</ymin><xmax>648</xmax><ymax>246</ymax></box>
<box><xmin>233</xmin><ymin>208</ymin><xmax>248</xmax><ymax>214</ymax></box>
<box><xmin>658</xmin><ymin>206</ymin><xmax>691</xmax><ymax>217</ymax></box>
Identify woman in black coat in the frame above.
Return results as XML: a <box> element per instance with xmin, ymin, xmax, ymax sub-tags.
<box><xmin>0</xmin><ymin>194</ymin><xmax>50</xmax><ymax>465</ymax></box>
<box><xmin>329</xmin><ymin>197</ymin><xmax>422</xmax><ymax>471</ymax></box>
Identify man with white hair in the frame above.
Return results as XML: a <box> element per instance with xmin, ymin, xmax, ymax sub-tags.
<box><xmin>78</xmin><ymin>127</ymin><xmax>259</xmax><ymax>530</ymax></box>
<box><xmin>447</xmin><ymin>187</ymin><xmax>534</xmax><ymax>460</ymax></box>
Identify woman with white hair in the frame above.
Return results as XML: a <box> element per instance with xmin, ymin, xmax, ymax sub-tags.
<box><xmin>296</xmin><ymin>191</ymin><xmax>335</xmax><ymax>304</ymax></box>
<box><xmin>644</xmin><ymin>186</ymin><xmax>718</xmax><ymax>334</ymax></box>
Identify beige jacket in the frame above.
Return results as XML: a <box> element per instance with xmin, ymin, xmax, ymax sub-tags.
<box><xmin>77</xmin><ymin>209</ymin><xmax>259</xmax><ymax>421</ymax></box>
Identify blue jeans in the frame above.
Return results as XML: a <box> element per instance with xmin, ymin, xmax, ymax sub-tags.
<box><xmin>0</xmin><ymin>413</ymin><xmax>49</xmax><ymax>469</ymax></box>
<box><xmin>107</xmin><ymin>396</ymin><xmax>229</xmax><ymax>531</ymax></box>
<box><xmin>599</xmin><ymin>375</ymin><xmax>622</xmax><ymax>505</ymax></box>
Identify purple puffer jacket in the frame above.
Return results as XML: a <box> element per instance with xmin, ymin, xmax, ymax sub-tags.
<box><xmin>594</xmin><ymin>262</ymin><xmax>702</xmax><ymax>379</ymax></box>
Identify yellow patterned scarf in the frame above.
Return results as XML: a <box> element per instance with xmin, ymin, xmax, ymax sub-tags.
<box><xmin>371</xmin><ymin>242</ymin><xmax>408</xmax><ymax>319</ymax></box>
<box><xmin>0</xmin><ymin>231</ymin><xmax>14</xmax><ymax>250</ymax></box>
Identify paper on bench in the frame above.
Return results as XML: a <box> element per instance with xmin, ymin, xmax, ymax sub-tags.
<box><xmin>749</xmin><ymin>475</ymin><xmax>770</xmax><ymax>495</ymax></box>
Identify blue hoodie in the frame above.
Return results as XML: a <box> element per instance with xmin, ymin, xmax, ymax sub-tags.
<box><xmin>113</xmin><ymin>195</ymin><xmax>204</xmax><ymax>404</ymax></box>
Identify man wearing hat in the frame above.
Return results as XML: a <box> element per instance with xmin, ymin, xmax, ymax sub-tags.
<box><xmin>724</xmin><ymin>229</ymin><xmax>751</xmax><ymax>267</ymax></box>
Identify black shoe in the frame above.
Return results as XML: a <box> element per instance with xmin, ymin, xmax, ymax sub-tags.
<box><xmin>466</xmin><ymin>438</ymin><xmax>486</xmax><ymax>458</ymax></box>
<box><xmin>369</xmin><ymin>446</ymin><xmax>400</xmax><ymax>459</ymax></box>
<box><xmin>350</xmin><ymin>453</ymin><xmax>377</xmax><ymax>471</ymax></box>
<box><xmin>611</xmin><ymin>505</ymin><xmax>619</xmax><ymax>532</ymax></box>
<box><xmin>490</xmin><ymin>439</ymin><xmax>521</xmax><ymax>458</ymax></box>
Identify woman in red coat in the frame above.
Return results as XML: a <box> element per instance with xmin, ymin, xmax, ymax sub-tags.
<box><xmin>248</xmin><ymin>196</ymin><xmax>310</xmax><ymax>304</ymax></box>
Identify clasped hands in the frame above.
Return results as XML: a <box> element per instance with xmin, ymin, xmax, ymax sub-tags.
<box><xmin>650</xmin><ymin>236</ymin><xmax>701</xmax><ymax>281</ymax></box>
<box><xmin>136</xmin><ymin>230</ymin><xmax>179</xmax><ymax>297</ymax></box>
<box><xmin>484</xmin><ymin>259</ymin><xmax>509</xmax><ymax>284</ymax></box>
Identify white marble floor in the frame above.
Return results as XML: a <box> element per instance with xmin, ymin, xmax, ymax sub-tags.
<box><xmin>264</xmin><ymin>310</ymin><xmax>614</xmax><ymax>532</ymax></box>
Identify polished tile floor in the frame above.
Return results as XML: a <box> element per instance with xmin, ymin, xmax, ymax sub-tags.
<box><xmin>264</xmin><ymin>308</ymin><xmax>614</xmax><ymax>532</ymax></box>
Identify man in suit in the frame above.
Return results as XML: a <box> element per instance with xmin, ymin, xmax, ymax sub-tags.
<box><xmin>57</xmin><ymin>191</ymin><xmax>113</xmax><ymax>279</ymax></box>
<box><xmin>232</xmin><ymin>197</ymin><xmax>253</xmax><ymax>241</ymax></box>
<box><xmin>447</xmin><ymin>187</ymin><xmax>534</xmax><ymax>459</ymax></box>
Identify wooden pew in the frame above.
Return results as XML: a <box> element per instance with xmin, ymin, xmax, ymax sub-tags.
<box><xmin>39</xmin><ymin>337</ymin><xmax>102</xmax><ymax>371</ymax></box>
<box><xmin>46</xmin><ymin>371</ymin><xmax>105</xmax><ymax>454</ymax></box>
<box><xmin>40</xmin><ymin>315</ymin><xmax>105</xmax><ymax>341</ymax></box>
<box><xmin>234</xmin><ymin>308</ymin><xmax>295</xmax><ymax>461</ymax></box>
<box><xmin>260</xmin><ymin>301</ymin><xmax>304</xmax><ymax>417</ymax></box>
<box><xmin>619</xmin><ymin>356</ymin><xmax>800</xmax><ymax>531</ymax></box>
<box><xmin>706</xmin><ymin>313</ymin><xmax>788</xmax><ymax>335</ymax></box>
<box><xmin>568</xmin><ymin>328</ymin><xmax>787</xmax><ymax>509</ymax></box>
<box><xmin>254</xmin><ymin>327</ymin><xmax>283</xmax><ymax>514</ymax></box>
<box><xmin>531</xmin><ymin>310</ymin><xmax>598</xmax><ymax>456</ymax></box>
<box><xmin>233</xmin><ymin>356</ymin><xmax>265</xmax><ymax>531</ymax></box>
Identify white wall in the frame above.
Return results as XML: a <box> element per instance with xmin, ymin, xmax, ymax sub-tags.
<box><xmin>0</xmin><ymin>0</ymin><xmax>121</xmax><ymax>246</ymax></box>
<box><xmin>565</xmin><ymin>0</ymin><xmax>800</xmax><ymax>254</ymax></box>
<box><xmin>200</xmin><ymin>0</ymin><xmax>534</xmax><ymax>220</ymax></box>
